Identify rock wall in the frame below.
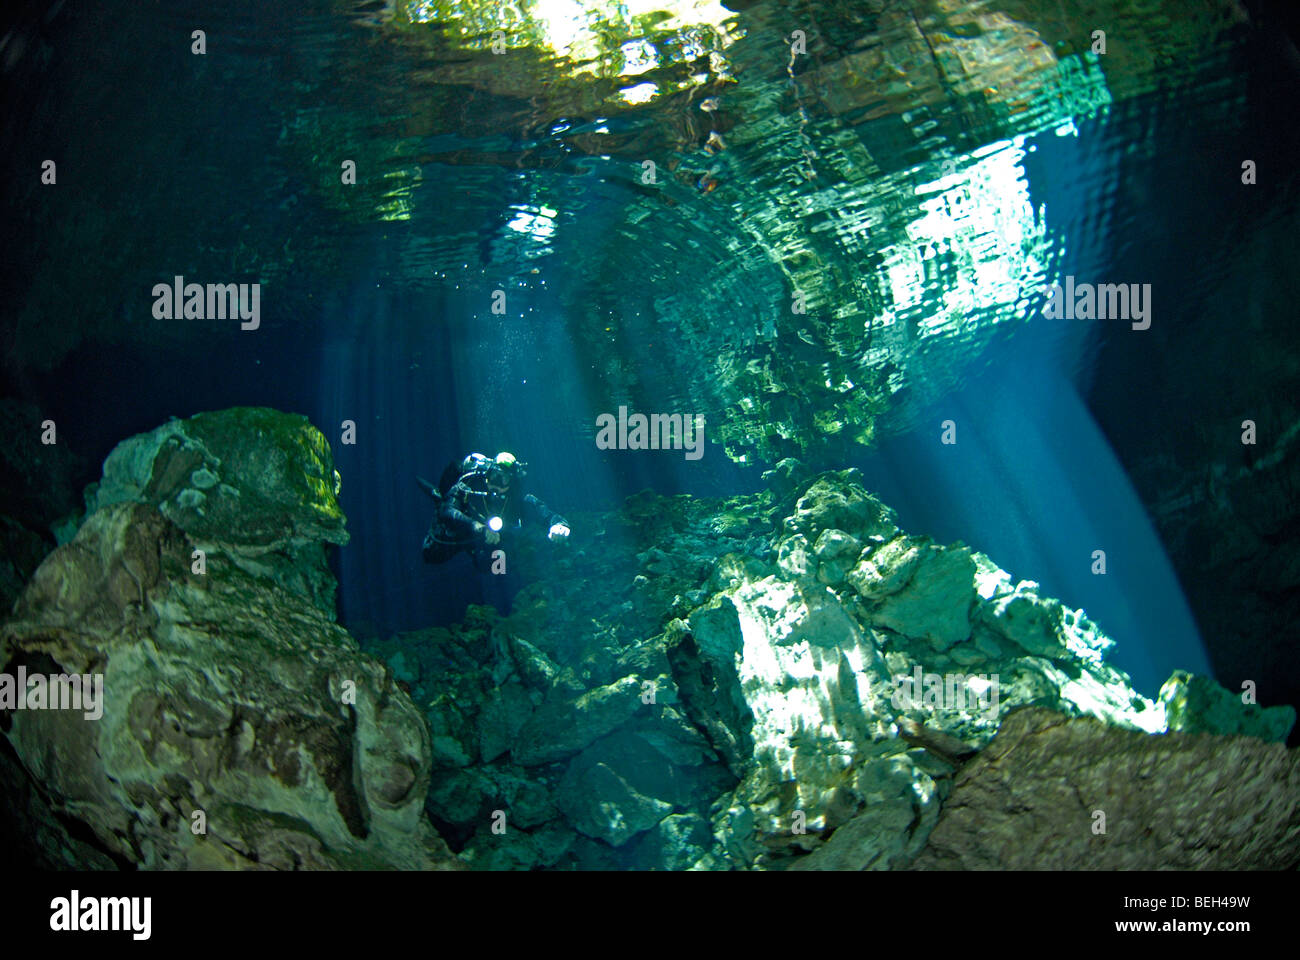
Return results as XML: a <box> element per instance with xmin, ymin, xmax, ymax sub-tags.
<box><xmin>0</xmin><ymin>408</ymin><xmax>459</xmax><ymax>869</ymax></box>
<box><xmin>372</xmin><ymin>462</ymin><xmax>1295</xmax><ymax>870</ymax></box>
<box><xmin>4</xmin><ymin>409</ymin><xmax>1292</xmax><ymax>870</ymax></box>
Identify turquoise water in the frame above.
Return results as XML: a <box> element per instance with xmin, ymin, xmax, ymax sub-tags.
<box><xmin>2</xmin><ymin>2</ymin><xmax>1298</xmax><ymax>755</ymax></box>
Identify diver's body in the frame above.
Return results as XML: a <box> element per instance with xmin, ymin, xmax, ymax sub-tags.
<box><xmin>421</xmin><ymin>452</ymin><xmax>568</xmax><ymax>565</ymax></box>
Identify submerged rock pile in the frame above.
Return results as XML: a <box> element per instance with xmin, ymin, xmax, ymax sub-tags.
<box><xmin>3</xmin><ymin>411</ymin><xmax>1294</xmax><ymax>870</ymax></box>
<box><xmin>373</xmin><ymin>460</ymin><xmax>1297</xmax><ymax>870</ymax></box>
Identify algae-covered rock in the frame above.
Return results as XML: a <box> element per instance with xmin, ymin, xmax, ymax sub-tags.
<box><xmin>870</xmin><ymin>546</ymin><xmax>979</xmax><ymax>650</ymax></box>
<box><xmin>813</xmin><ymin>529</ymin><xmax>862</xmax><ymax>585</ymax></box>
<box><xmin>556</xmin><ymin>757</ymin><xmax>674</xmax><ymax>847</ymax></box>
<box><xmin>788</xmin><ymin>765</ymin><xmax>941</xmax><ymax>871</ymax></box>
<box><xmin>980</xmin><ymin>583</ymin><xmax>1069</xmax><ymax>658</ymax></box>
<box><xmin>688</xmin><ymin>594</ymin><xmax>745</xmax><ymax>661</ymax></box>
<box><xmin>1159</xmin><ymin>670</ymin><xmax>1296</xmax><ymax>743</ymax></box>
<box><xmin>784</xmin><ymin>473</ymin><xmax>899</xmax><ymax>543</ymax></box>
<box><xmin>88</xmin><ymin>407</ymin><xmax>345</xmax><ymax>544</ymax></box>
<box><xmin>1</xmin><ymin>498</ymin><xmax>455</xmax><ymax>870</ymax></box>
<box><xmin>846</xmin><ymin>535</ymin><xmax>924</xmax><ymax>599</ymax></box>
<box><xmin>83</xmin><ymin>407</ymin><xmax>347</xmax><ymax>616</ymax></box>
<box><xmin>775</xmin><ymin>534</ymin><xmax>814</xmax><ymax>580</ymax></box>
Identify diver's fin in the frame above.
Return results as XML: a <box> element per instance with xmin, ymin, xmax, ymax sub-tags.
<box><xmin>417</xmin><ymin>476</ymin><xmax>442</xmax><ymax>501</ymax></box>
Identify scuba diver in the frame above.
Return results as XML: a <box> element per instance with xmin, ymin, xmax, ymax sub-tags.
<box><xmin>419</xmin><ymin>451</ymin><xmax>569</xmax><ymax>567</ymax></box>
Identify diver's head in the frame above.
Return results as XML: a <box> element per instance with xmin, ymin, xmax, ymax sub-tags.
<box><xmin>486</xmin><ymin>451</ymin><xmax>521</xmax><ymax>491</ymax></box>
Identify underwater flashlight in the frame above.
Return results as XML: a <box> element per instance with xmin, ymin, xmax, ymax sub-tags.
<box><xmin>488</xmin><ymin>516</ymin><xmax>503</xmax><ymax>532</ymax></box>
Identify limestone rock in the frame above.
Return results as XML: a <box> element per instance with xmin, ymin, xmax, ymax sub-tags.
<box><xmin>633</xmin><ymin>813</ymin><xmax>713</xmax><ymax>870</ymax></box>
<box><xmin>459</xmin><ymin>817</ymin><xmax>575</xmax><ymax>871</ymax></box>
<box><xmin>846</xmin><ymin>536</ymin><xmax>924</xmax><ymax>599</ymax></box>
<box><xmin>776</xmin><ymin>534</ymin><xmax>813</xmax><ymax>580</ymax></box>
<box><xmin>556</xmin><ymin>757</ymin><xmax>673</xmax><ymax>846</ymax></box>
<box><xmin>788</xmin><ymin>767</ymin><xmax>940</xmax><ymax>871</ymax></box>
<box><xmin>760</xmin><ymin>458</ymin><xmax>809</xmax><ymax>499</ymax></box>
<box><xmin>980</xmin><ymin>582</ymin><xmax>1068</xmax><ymax>658</ymax></box>
<box><xmin>84</xmin><ymin>407</ymin><xmax>347</xmax><ymax>616</ymax></box>
<box><xmin>511</xmin><ymin>676</ymin><xmax>644</xmax><ymax>766</ymax></box>
<box><xmin>813</xmin><ymin>529</ymin><xmax>861</xmax><ymax>585</ymax></box>
<box><xmin>213</xmin><ymin>465</ymin><xmax>1283</xmax><ymax>872</ymax></box>
<box><xmin>910</xmin><ymin>707</ymin><xmax>1300</xmax><ymax>870</ymax></box>
<box><xmin>1159</xmin><ymin>670</ymin><xmax>1295</xmax><ymax>743</ymax></box>
<box><xmin>784</xmin><ymin>473</ymin><xmax>898</xmax><ymax>543</ymax></box>
<box><xmin>1</xmin><ymin>499</ymin><xmax>456</xmax><ymax>870</ymax></box>
<box><xmin>689</xmin><ymin>593</ymin><xmax>746</xmax><ymax>662</ymax></box>
<box><xmin>479</xmin><ymin>681</ymin><xmax>534</xmax><ymax>764</ymax></box>
<box><xmin>870</xmin><ymin>546</ymin><xmax>978</xmax><ymax>650</ymax></box>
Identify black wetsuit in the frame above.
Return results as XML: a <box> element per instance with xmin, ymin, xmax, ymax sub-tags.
<box><xmin>422</xmin><ymin>467</ymin><xmax>566</xmax><ymax>565</ymax></box>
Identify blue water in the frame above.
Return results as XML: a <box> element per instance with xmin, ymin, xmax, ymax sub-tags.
<box><xmin>17</xmin><ymin>0</ymin><xmax>1300</xmax><ymax>714</ymax></box>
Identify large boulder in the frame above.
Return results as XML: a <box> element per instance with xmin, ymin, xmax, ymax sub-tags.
<box><xmin>84</xmin><ymin>406</ymin><xmax>347</xmax><ymax>616</ymax></box>
<box><xmin>910</xmin><ymin>707</ymin><xmax>1300</xmax><ymax>870</ymax></box>
<box><xmin>0</xmin><ymin>410</ymin><xmax>457</xmax><ymax>870</ymax></box>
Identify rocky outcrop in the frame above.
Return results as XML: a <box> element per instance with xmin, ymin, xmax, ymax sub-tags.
<box><xmin>8</xmin><ymin>416</ymin><xmax>1288</xmax><ymax>871</ymax></box>
<box><xmin>370</xmin><ymin>467</ymin><xmax>1293</xmax><ymax>870</ymax></box>
<box><xmin>1159</xmin><ymin>669</ymin><xmax>1296</xmax><ymax>743</ymax></box>
<box><xmin>0</xmin><ymin>408</ymin><xmax>459</xmax><ymax>870</ymax></box>
<box><xmin>910</xmin><ymin>707</ymin><xmax>1300</xmax><ymax>870</ymax></box>
<box><xmin>83</xmin><ymin>406</ymin><xmax>348</xmax><ymax>616</ymax></box>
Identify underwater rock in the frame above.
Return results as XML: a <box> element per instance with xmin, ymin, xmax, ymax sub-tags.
<box><xmin>812</xmin><ymin>529</ymin><xmax>861</xmax><ymax>586</ymax></box>
<box><xmin>1158</xmin><ymin>670</ymin><xmax>1295</xmax><ymax>743</ymax></box>
<box><xmin>479</xmin><ymin>681</ymin><xmax>534</xmax><ymax>764</ymax></box>
<box><xmin>0</xmin><ymin>735</ymin><xmax>119</xmax><ymax>870</ymax></box>
<box><xmin>0</xmin><ymin>413</ymin><xmax>457</xmax><ymax>870</ymax></box>
<box><xmin>459</xmin><ymin>819</ymin><xmax>573</xmax><ymax>871</ymax></box>
<box><xmin>512</xmin><ymin>676</ymin><xmax>645</xmax><ymax>766</ymax></box>
<box><xmin>910</xmin><ymin>707</ymin><xmax>1300</xmax><ymax>870</ymax></box>
<box><xmin>632</xmin><ymin>812</ymin><xmax>713</xmax><ymax>871</ymax></box>
<box><xmin>787</xmin><ymin>760</ymin><xmax>942</xmax><ymax>872</ymax></box>
<box><xmin>556</xmin><ymin>757</ymin><xmax>674</xmax><ymax>847</ymax></box>
<box><xmin>979</xmin><ymin>582</ymin><xmax>1069</xmax><ymax>659</ymax></box>
<box><xmin>83</xmin><ymin>406</ymin><xmax>347</xmax><ymax>616</ymax></box>
<box><xmin>845</xmin><ymin>535</ymin><xmax>924</xmax><ymax>599</ymax></box>
<box><xmin>369</xmin><ymin>469</ymin><xmax>1286</xmax><ymax>870</ymax></box>
<box><xmin>869</xmin><ymin>546</ymin><xmax>979</xmax><ymax>650</ymax></box>
<box><xmin>666</xmin><ymin>470</ymin><xmax>1221</xmax><ymax>869</ymax></box>
<box><xmin>784</xmin><ymin>472</ymin><xmax>899</xmax><ymax>543</ymax></box>
<box><xmin>775</xmin><ymin>534</ymin><xmax>813</xmax><ymax>580</ymax></box>
<box><xmin>760</xmin><ymin>458</ymin><xmax>810</xmax><ymax>500</ymax></box>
